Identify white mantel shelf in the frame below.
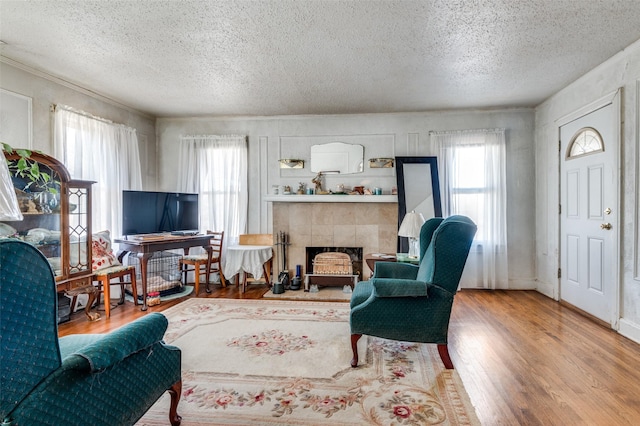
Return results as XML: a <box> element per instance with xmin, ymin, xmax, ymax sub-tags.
<box><xmin>264</xmin><ymin>194</ymin><xmax>397</xmax><ymax>203</ymax></box>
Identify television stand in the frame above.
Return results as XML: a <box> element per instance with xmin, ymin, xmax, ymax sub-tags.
<box><xmin>115</xmin><ymin>234</ymin><xmax>213</xmax><ymax>311</ymax></box>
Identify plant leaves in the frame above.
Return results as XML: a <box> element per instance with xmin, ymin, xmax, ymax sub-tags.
<box><xmin>15</xmin><ymin>149</ymin><xmax>32</xmax><ymax>158</ymax></box>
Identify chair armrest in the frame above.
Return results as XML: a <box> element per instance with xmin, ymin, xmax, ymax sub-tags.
<box><xmin>372</xmin><ymin>262</ymin><xmax>419</xmax><ymax>280</ymax></box>
<box><xmin>64</xmin><ymin>313</ymin><xmax>169</xmax><ymax>372</ymax></box>
<box><xmin>371</xmin><ymin>278</ymin><xmax>429</xmax><ymax>297</ymax></box>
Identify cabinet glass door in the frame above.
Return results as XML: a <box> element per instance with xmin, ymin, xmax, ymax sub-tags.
<box><xmin>67</xmin><ymin>183</ymin><xmax>91</xmax><ymax>275</ymax></box>
<box><xmin>1</xmin><ymin>160</ymin><xmax>63</xmax><ymax>276</ymax></box>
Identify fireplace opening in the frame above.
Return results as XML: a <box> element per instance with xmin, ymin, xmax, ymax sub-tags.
<box><xmin>305</xmin><ymin>246</ymin><xmax>363</xmax><ymax>280</ymax></box>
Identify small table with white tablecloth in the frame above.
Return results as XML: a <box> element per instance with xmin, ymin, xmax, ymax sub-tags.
<box><xmin>223</xmin><ymin>245</ymin><xmax>273</xmax><ymax>292</ymax></box>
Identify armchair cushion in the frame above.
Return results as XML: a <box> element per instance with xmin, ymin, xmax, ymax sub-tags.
<box><xmin>372</xmin><ymin>261</ymin><xmax>419</xmax><ymax>280</ymax></box>
<box><xmin>371</xmin><ymin>278</ymin><xmax>429</xmax><ymax>298</ymax></box>
<box><xmin>60</xmin><ymin>313</ymin><xmax>169</xmax><ymax>372</ymax></box>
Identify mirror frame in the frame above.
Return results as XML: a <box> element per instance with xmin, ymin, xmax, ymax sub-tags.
<box><xmin>395</xmin><ymin>156</ymin><xmax>443</xmax><ymax>253</ymax></box>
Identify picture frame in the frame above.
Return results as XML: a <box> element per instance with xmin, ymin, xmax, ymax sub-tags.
<box><xmin>395</xmin><ymin>156</ymin><xmax>443</xmax><ymax>253</ymax></box>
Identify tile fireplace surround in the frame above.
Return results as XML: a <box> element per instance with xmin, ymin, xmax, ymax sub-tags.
<box><xmin>270</xmin><ymin>199</ymin><xmax>398</xmax><ymax>278</ymax></box>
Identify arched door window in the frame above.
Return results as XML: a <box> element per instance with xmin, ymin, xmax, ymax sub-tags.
<box><xmin>567</xmin><ymin>127</ymin><xmax>604</xmax><ymax>159</ymax></box>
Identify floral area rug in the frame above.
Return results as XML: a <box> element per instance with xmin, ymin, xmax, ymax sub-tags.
<box><xmin>137</xmin><ymin>298</ymin><xmax>480</xmax><ymax>425</ymax></box>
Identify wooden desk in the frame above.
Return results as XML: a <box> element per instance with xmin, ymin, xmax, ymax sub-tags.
<box><xmin>115</xmin><ymin>234</ymin><xmax>213</xmax><ymax>311</ymax></box>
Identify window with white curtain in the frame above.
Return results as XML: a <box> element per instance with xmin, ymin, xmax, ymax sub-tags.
<box><xmin>431</xmin><ymin>129</ymin><xmax>508</xmax><ymax>289</ymax></box>
<box><xmin>178</xmin><ymin>135</ymin><xmax>248</xmax><ymax>247</ymax></box>
<box><xmin>53</xmin><ymin>105</ymin><xmax>142</xmax><ymax>236</ymax></box>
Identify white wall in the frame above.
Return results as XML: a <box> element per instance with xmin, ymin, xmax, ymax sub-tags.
<box><xmin>535</xmin><ymin>39</ymin><xmax>640</xmax><ymax>342</ymax></box>
<box><xmin>0</xmin><ymin>60</ymin><xmax>538</xmax><ymax>292</ymax></box>
<box><xmin>157</xmin><ymin>108</ymin><xmax>536</xmax><ymax>289</ymax></box>
<box><xmin>0</xmin><ymin>62</ymin><xmax>158</xmax><ymax>189</ymax></box>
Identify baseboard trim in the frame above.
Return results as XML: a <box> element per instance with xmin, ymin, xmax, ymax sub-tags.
<box><xmin>508</xmin><ymin>278</ymin><xmax>537</xmax><ymax>290</ymax></box>
<box><xmin>535</xmin><ymin>281</ymin><xmax>556</xmax><ymax>300</ymax></box>
<box><xmin>619</xmin><ymin>318</ymin><xmax>640</xmax><ymax>344</ymax></box>
<box><xmin>559</xmin><ymin>300</ymin><xmax>612</xmax><ymax>329</ymax></box>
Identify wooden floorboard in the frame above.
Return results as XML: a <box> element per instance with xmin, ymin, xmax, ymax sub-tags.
<box><xmin>58</xmin><ymin>287</ymin><xmax>640</xmax><ymax>425</ymax></box>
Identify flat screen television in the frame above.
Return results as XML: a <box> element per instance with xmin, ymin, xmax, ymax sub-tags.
<box><xmin>122</xmin><ymin>190</ymin><xmax>199</xmax><ymax>236</ymax></box>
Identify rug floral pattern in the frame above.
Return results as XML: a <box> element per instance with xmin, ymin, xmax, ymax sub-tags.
<box><xmin>227</xmin><ymin>329</ymin><xmax>315</xmax><ymax>356</ymax></box>
<box><xmin>137</xmin><ymin>298</ymin><xmax>479</xmax><ymax>425</ymax></box>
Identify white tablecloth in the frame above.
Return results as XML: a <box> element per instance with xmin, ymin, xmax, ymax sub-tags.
<box><xmin>223</xmin><ymin>245</ymin><xmax>273</xmax><ymax>280</ymax></box>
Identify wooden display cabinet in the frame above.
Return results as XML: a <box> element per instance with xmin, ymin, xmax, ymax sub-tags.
<box><xmin>1</xmin><ymin>150</ymin><xmax>98</xmax><ymax>320</ymax></box>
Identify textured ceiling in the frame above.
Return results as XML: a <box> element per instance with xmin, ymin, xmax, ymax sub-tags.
<box><xmin>1</xmin><ymin>0</ymin><xmax>640</xmax><ymax>118</ymax></box>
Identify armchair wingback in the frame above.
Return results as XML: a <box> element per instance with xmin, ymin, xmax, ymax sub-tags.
<box><xmin>1</xmin><ymin>239</ymin><xmax>182</xmax><ymax>426</ymax></box>
<box><xmin>350</xmin><ymin>215</ymin><xmax>477</xmax><ymax>369</ymax></box>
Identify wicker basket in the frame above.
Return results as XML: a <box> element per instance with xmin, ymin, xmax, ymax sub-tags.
<box><xmin>312</xmin><ymin>252</ymin><xmax>353</xmax><ymax>275</ymax></box>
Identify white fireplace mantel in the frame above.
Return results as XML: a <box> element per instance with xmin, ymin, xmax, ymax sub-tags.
<box><xmin>264</xmin><ymin>195</ymin><xmax>397</xmax><ymax>203</ymax></box>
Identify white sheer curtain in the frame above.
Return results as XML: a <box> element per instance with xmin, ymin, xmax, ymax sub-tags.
<box><xmin>431</xmin><ymin>129</ymin><xmax>508</xmax><ymax>289</ymax></box>
<box><xmin>54</xmin><ymin>105</ymin><xmax>142</xmax><ymax>236</ymax></box>
<box><xmin>178</xmin><ymin>135</ymin><xmax>247</xmax><ymax>247</ymax></box>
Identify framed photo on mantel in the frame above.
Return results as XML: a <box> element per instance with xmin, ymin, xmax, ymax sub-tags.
<box><xmin>395</xmin><ymin>156</ymin><xmax>442</xmax><ymax>253</ymax></box>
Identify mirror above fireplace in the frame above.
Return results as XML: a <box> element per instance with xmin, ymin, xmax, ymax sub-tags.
<box><xmin>310</xmin><ymin>142</ymin><xmax>364</xmax><ymax>174</ymax></box>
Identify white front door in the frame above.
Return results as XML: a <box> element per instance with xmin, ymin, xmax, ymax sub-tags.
<box><xmin>559</xmin><ymin>99</ymin><xmax>619</xmax><ymax>324</ymax></box>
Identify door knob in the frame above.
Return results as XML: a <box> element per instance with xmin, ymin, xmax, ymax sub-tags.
<box><xmin>601</xmin><ymin>223</ymin><xmax>612</xmax><ymax>230</ymax></box>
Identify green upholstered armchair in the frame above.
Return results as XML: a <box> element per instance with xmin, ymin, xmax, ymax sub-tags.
<box><xmin>350</xmin><ymin>215</ymin><xmax>477</xmax><ymax>369</ymax></box>
<box><xmin>0</xmin><ymin>239</ymin><xmax>182</xmax><ymax>426</ymax></box>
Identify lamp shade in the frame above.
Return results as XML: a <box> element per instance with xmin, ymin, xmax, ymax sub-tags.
<box><xmin>398</xmin><ymin>211</ymin><xmax>425</xmax><ymax>239</ymax></box>
<box><xmin>0</xmin><ymin>156</ymin><xmax>23</xmax><ymax>221</ymax></box>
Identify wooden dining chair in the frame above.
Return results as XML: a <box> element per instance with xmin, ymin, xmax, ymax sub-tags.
<box><xmin>90</xmin><ymin>230</ymin><xmax>138</xmax><ymax>319</ymax></box>
<box><xmin>93</xmin><ymin>265</ymin><xmax>138</xmax><ymax>318</ymax></box>
<box><xmin>179</xmin><ymin>231</ymin><xmax>225</xmax><ymax>296</ymax></box>
<box><xmin>237</xmin><ymin>233</ymin><xmax>274</xmax><ymax>290</ymax></box>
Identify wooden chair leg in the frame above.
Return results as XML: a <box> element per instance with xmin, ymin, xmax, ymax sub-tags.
<box><xmin>181</xmin><ymin>262</ymin><xmax>188</xmax><ymax>288</ymax></box>
<box><xmin>193</xmin><ymin>261</ymin><xmax>201</xmax><ymax>296</ymax></box>
<box><xmin>118</xmin><ymin>277</ymin><xmax>125</xmax><ymax>305</ymax></box>
<box><xmin>263</xmin><ymin>265</ymin><xmax>271</xmax><ymax>287</ymax></box>
<box><xmin>101</xmin><ymin>276</ymin><xmax>111</xmax><ymax>319</ymax></box>
<box><xmin>202</xmin><ymin>259</ymin><xmax>212</xmax><ymax>293</ymax></box>
<box><xmin>168</xmin><ymin>379</ymin><xmax>182</xmax><ymax>426</ymax></box>
<box><xmin>129</xmin><ymin>269</ymin><xmax>139</xmax><ymax>306</ymax></box>
<box><xmin>219</xmin><ymin>267</ymin><xmax>226</xmax><ymax>287</ymax></box>
<box><xmin>241</xmin><ymin>272</ymin><xmax>248</xmax><ymax>293</ymax></box>
<box><xmin>350</xmin><ymin>334</ymin><xmax>362</xmax><ymax>367</ymax></box>
<box><xmin>437</xmin><ymin>344</ymin><xmax>454</xmax><ymax>369</ymax></box>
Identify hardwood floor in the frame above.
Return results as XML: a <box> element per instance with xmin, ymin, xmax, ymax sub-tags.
<box><xmin>58</xmin><ymin>287</ymin><xmax>640</xmax><ymax>425</ymax></box>
<box><xmin>449</xmin><ymin>290</ymin><xmax>640</xmax><ymax>425</ymax></box>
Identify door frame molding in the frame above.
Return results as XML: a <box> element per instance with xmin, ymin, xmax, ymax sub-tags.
<box><xmin>556</xmin><ymin>88</ymin><xmax>622</xmax><ymax>328</ymax></box>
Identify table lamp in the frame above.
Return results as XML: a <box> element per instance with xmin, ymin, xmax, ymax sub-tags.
<box><xmin>398</xmin><ymin>211</ymin><xmax>425</xmax><ymax>258</ymax></box>
<box><xmin>0</xmin><ymin>156</ymin><xmax>23</xmax><ymax>221</ymax></box>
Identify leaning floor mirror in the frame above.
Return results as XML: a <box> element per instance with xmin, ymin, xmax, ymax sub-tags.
<box><xmin>395</xmin><ymin>156</ymin><xmax>443</xmax><ymax>254</ymax></box>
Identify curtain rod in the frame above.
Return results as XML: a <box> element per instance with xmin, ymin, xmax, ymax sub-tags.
<box><xmin>51</xmin><ymin>104</ymin><xmax>137</xmax><ymax>132</ymax></box>
<box><xmin>429</xmin><ymin>128</ymin><xmax>505</xmax><ymax>135</ymax></box>
<box><xmin>180</xmin><ymin>135</ymin><xmax>247</xmax><ymax>140</ymax></box>
<box><xmin>51</xmin><ymin>104</ymin><xmax>114</xmax><ymax>124</ymax></box>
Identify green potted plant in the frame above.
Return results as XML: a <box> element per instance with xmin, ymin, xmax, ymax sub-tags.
<box><xmin>2</xmin><ymin>143</ymin><xmax>58</xmax><ymax>193</ymax></box>
<box><xmin>2</xmin><ymin>143</ymin><xmax>61</xmax><ymax>213</ymax></box>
